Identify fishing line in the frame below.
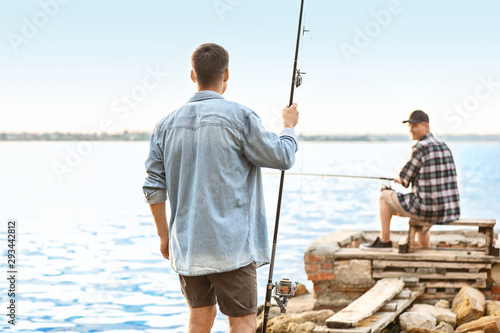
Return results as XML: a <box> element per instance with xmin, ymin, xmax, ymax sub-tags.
<box><xmin>263</xmin><ymin>171</ymin><xmax>394</xmax><ymax>181</ymax></box>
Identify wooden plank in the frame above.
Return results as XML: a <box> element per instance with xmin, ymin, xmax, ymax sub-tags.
<box><xmin>424</xmin><ymin>279</ymin><xmax>486</xmax><ymax>289</ymax></box>
<box><xmin>316</xmin><ymin>289</ymin><xmax>423</xmax><ymax>333</ymax></box>
<box><xmin>335</xmin><ymin>248</ymin><xmax>496</xmax><ymax>262</ymax></box>
<box><xmin>409</xmin><ymin>219</ymin><xmax>496</xmax><ymax>227</ymax></box>
<box><xmin>373</xmin><ymin>271</ymin><xmax>486</xmax><ymax>280</ymax></box>
<box><xmin>485</xmin><ymin>229</ymin><xmax>494</xmax><ymax>255</ymax></box>
<box><xmin>372</xmin><ymin>260</ymin><xmax>491</xmax><ymax>270</ymax></box>
<box><xmin>380</xmin><ymin>303</ymin><xmax>397</xmax><ymax>312</ymax></box>
<box><xmin>408</xmin><ymin>225</ymin><xmax>416</xmax><ymax>253</ymax></box>
<box><xmin>402</xmin><ymin>277</ymin><xmax>419</xmax><ymax>287</ymax></box>
<box><xmin>326</xmin><ymin>278</ymin><xmax>404</xmax><ymax>328</ymax></box>
<box><xmin>394</xmin><ymin>289</ymin><xmax>411</xmax><ymax>299</ymax></box>
<box><xmin>418</xmin><ymin>293</ymin><xmax>459</xmax><ymax>300</ymax></box>
<box><xmin>358</xmin><ymin>290</ymin><xmax>422</xmax><ymax>333</ymax></box>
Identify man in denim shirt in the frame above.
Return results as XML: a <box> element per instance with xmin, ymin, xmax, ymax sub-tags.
<box><xmin>143</xmin><ymin>43</ymin><xmax>299</xmax><ymax>333</ymax></box>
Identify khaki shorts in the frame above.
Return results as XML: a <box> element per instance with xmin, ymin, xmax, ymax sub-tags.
<box><xmin>179</xmin><ymin>262</ymin><xmax>257</xmax><ymax>317</ymax></box>
<box><xmin>384</xmin><ymin>190</ymin><xmax>422</xmax><ymax>220</ymax></box>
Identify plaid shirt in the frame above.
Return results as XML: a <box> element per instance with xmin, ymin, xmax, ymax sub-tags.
<box><xmin>397</xmin><ymin>133</ymin><xmax>460</xmax><ymax>223</ymax></box>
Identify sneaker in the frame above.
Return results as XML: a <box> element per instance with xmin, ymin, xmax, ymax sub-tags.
<box><xmin>359</xmin><ymin>237</ymin><xmax>393</xmax><ymax>251</ymax></box>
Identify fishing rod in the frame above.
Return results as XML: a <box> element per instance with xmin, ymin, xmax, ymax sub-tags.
<box><xmin>263</xmin><ymin>172</ymin><xmax>394</xmax><ymax>181</ymax></box>
<box><xmin>261</xmin><ymin>0</ymin><xmax>305</xmax><ymax>332</ymax></box>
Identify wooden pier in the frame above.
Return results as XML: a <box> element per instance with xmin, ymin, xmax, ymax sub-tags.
<box><xmin>305</xmin><ymin>227</ymin><xmax>500</xmax><ymax>311</ymax></box>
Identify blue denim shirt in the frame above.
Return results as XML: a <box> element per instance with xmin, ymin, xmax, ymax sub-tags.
<box><xmin>143</xmin><ymin>91</ymin><xmax>298</xmax><ymax>276</ymax></box>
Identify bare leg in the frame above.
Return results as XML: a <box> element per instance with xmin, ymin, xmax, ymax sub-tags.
<box><xmin>415</xmin><ymin>231</ymin><xmax>431</xmax><ymax>248</ymax></box>
<box><xmin>228</xmin><ymin>313</ymin><xmax>257</xmax><ymax>333</ymax></box>
<box><xmin>379</xmin><ymin>190</ymin><xmax>394</xmax><ymax>243</ymax></box>
<box><xmin>187</xmin><ymin>305</ymin><xmax>217</xmax><ymax>333</ymax></box>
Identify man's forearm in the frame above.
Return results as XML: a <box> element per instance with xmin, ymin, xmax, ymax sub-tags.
<box><xmin>149</xmin><ymin>202</ymin><xmax>168</xmax><ymax>238</ymax></box>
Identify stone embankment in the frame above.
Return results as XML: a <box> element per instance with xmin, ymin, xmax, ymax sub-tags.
<box><xmin>257</xmin><ymin>285</ymin><xmax>500</xmax><ymax>333</ymax></box>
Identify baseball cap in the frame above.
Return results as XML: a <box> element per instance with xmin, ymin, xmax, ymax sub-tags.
<box><xmin>402</xmin><ymin>110</ymin><xmax>429</xmax><ymax>124</ymax></box>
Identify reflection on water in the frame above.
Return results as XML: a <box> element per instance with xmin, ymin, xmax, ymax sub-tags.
<box><xmin>1</xmin><ymin>141</ymin><xmax>498</xmax><ymax>332</ymax></box>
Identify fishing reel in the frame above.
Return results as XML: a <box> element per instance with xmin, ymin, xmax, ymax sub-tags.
<box><xmin>295</xmin><ymin>69</ymin><xmax>306</xmax><ymax>88</ymax></box>
<box><xmin>272</xmin><ymin>278</ymin><xmax>298</xmax><ymax>313</ymax></box>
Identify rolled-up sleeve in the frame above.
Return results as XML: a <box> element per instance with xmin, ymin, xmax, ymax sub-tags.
<box><xmin>242</xmin><ymin>113</ymin><xmax>298</xmax><ymax>170</ymax></box>
<box><xmin>143</xmin><ymin>128</ymin><xmax>167</xmax><ymax>204</ymax></box>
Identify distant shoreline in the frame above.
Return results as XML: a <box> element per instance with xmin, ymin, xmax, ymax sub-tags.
<box><xmin>1</xmin><ymin>132</ymin><xmax>499</xmax><ymax>142</ymax></box>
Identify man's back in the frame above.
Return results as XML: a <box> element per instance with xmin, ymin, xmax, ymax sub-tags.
<box><xmin>144</xmin><ymin>90</ymin><xmax>298</xmax><ymax>276</ymax></box>
<box><xmin>398</xmin><ymin>133</ymin><xmax>460</xmax><ymax>223</ymax></box>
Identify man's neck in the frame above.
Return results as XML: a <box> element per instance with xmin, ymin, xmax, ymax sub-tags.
<box><xmin>197</xmin><ymin>86</ymin><xmax>223</xmax><ymax>95</ymax></box>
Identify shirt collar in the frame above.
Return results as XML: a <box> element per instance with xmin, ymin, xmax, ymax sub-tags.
<box><xmin>419</xmin><ymin>133</ymin><xmax>433</xmax><ymax>141</ymax></box>
<box><xmin>188</xmin><ymin>90</ymin><xmax>225</xmax><ymax>103</ymax></box>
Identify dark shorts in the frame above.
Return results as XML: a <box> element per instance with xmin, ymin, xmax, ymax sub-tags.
<box><xmin>179</xmin><ymin>262</ymin><xmax>257</xmax><ymax>317</ymax></box>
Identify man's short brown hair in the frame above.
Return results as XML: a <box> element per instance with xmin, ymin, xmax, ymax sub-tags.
<box><xmin>191</xmin><ymin>43</ymin><xmax>229</xmax><ymax>88</ymax></box>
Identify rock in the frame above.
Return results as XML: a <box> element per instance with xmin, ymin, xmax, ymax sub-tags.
<box><xmin>294</xmin><ymin>283</ymin><xmax>309</xmax><ymax>296</ymax></box>
<box><xmin>452</xmin><ymin>286</ymin><xmax>485</xmax><ymax>326</ymax></box>
<box><xmin>399</xmin><ymin>312</ymin><xmax>437</xmax><ymax>330</ymax></box>
<box><xmin>267</xmin><ymin>315</ymin><xmax>293</xmax><ymax>332</ymax></box>
<box><xmin>287</xmin><ymin>321</ymin><xmax>317</xmax><ymax>333</ymax></box>
<box><xmin>455</xmin><ymin>315</ymin><xmax>500</xmax><ymax>333</ymax></box>
<box><xmin>408</xmin><ymin>303</ymin><xmax>457</xmax><ymax>327</ymax></box>
<box><xmin>289</xmin><ymin>309</ymin><xmax>334</xmax><ymax>325</ymax></box>
<box><xmin>287</xmin><ymin>293</ymin><xmax>314</xmax><ymax>313</ymax></box>
<box><xmin>435</xmin><ymin>300</ymin><xmax>450</xmax><ymax>309</ymax></box>
<box><xmin>331</xmin><ymin>260</ymin><xmax>374</xmax><ymax>288</ymax></box>
<box><xmin>256</xmin><ymin>306</ymin><xmax>284</xmax><ymax>332</ymax></box>
<box><xmin>258</xmin><ymin>309</ymin><xmax>334</xmax><ymax>333</ymax></box>
<box><xmin>435</xmin><ymin>321</ymin><xmax>455</xmax><ymax>333</ymax></box>
<box><xmin>490</xmin><ymin>264</ymin><xmax>500</xmax><ymax>284</ymax></box>
<box><xmin>486</xmin><ymin>301</ymin><xmax>500</xmax><ymax>317</ymax></box>
<box><xmin>407</xmin><ymin>327</ymin><xmax>441</xmax><ymax>333</ymax></box>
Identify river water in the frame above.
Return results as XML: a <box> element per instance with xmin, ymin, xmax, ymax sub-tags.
<box><xmin>0</xmin><ymin>141</ymin><xmax>498</xmax><ymax>332</ymax></box>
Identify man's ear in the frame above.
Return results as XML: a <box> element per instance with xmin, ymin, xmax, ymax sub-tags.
<box><xmin>191</xmin><ymin>69</ymin><xmax>197</xmax><ymax>83</ymax></box>
<box><xmin>223</xmin><ymin>68</ymin><xmax>229</xmax><ymax>83</ymax></box>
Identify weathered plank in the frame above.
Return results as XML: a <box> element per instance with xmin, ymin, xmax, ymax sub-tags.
<box><xmin>394</xmin><ymin>289</ymin><xmax>411</xmax><ymax>299</ymax></box>
<box><xmin>426</xmin><ymin>288</ymin><xmax>437</xmax><ymax>294</ymax></box>
<box><xmin>410</xmin><ymin>218</ymin><xmax>496</xmax><ymax>228</ymax></box>
<box><xmin>316</xmin><ymin>290</ymin><xmax>422</xmax><ymax>333</ymax></box>
<box><xmin>402</xmin><ymin>277</ymin><xmax>419</xmax><ymax>287</ymax></box>
<box><xmin>359</xmin><ymin>290</ymin><xmax>422</xmax><ymax>333</ymax></box>
<box><xmin>418</xmin><ymin>293</ymin><xmax>459</xmax><ymax>300</ymax></box>
<box><xmin>326</xmin><ymin>278</ymin><xmax>404</xmax><ymax>328</ymax></box>
<box><xmin>380</xmin><ymin>303</ymin><xmax>397</xmax><ymax>312</ymax></box>
<box><xmin>407</xmin><ymin>219</ymin><xmax>496</xmax><ymax>255</ymax></box>
<box><xmin>335</xmin><ymin>248</ymin><xmax>498</xmax><ymax>262</ymax></box>
<box><xmin>424</xmin><ymin>279</ymin><xmax>486</xmax><ymax>289</ymax></box>
<box><xmin>372</xmin><ymin>271</ymin><xmax>486</xmax><ymax>280</ymax></box>
<box><xmin>372</xmin><ymin>260</ymin><xmax>491</xmax><ymax>270</ymax></box>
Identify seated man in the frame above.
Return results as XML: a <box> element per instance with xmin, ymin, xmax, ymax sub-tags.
<box><xmin>361</xmin><ymin>110</ymin><xmax>460</xmax><ymax>251</ymax></box>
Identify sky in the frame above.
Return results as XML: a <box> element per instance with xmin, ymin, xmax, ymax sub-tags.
<box><xmin>1</xmin><ymin>0</ymin><xmax>500</xmax><ymax>135</ymax></box>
